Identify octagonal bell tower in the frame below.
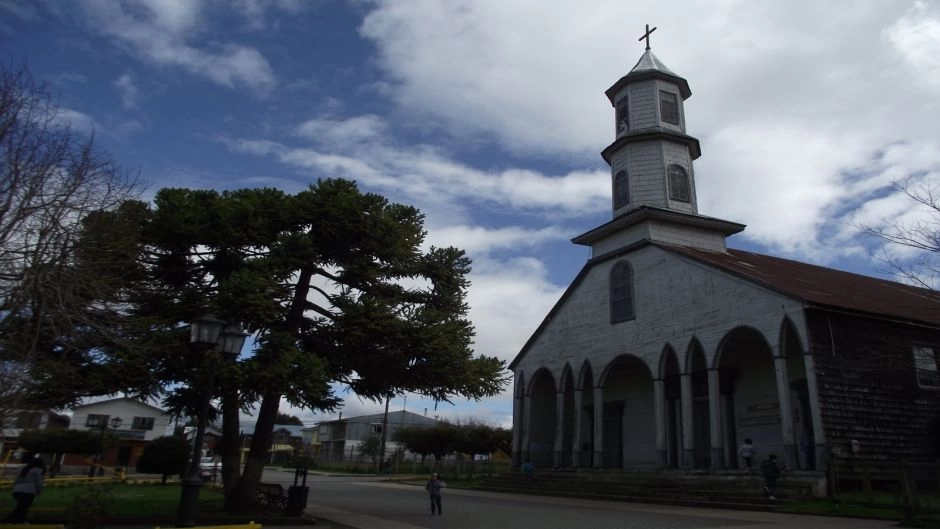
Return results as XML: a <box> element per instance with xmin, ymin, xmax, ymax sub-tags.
<box><xmin>603</xmin><ymin>26</ymin><xmax>701</xmax><ymax>219</ymax></box>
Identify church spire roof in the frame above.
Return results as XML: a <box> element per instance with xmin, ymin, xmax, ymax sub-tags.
<box><xmin>629</xmin><ymin>49</ymin><xmax>679</xmax><ymax>77</ymax></box>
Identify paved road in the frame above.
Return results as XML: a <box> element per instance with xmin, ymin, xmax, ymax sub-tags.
<box><xmin>262</xmin><ymin>469</ymin><xmax>898</xmax><ymax>529</ymax></box>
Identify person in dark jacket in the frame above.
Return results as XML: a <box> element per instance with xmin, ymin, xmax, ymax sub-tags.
<box><xmin>761</xmin><ymin>454</ymin><xmax>783</xmax><ymax>499</ymax></box>
<box><xmin>5</xmin><ymin>452</ymin><xmax>46</xmax><ymax>522</ymax></box>
<box><xmin>425</xmin><ymin>472</ymin><xmax>446</xmax><ymax>515</ymax></box>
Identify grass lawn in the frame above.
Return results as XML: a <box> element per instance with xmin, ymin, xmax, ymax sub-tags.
<box><xmin>3</xmin><ymin>483</ymin><xmax>313</xmax><ymax>526</ymax></box>
<box><xmin>780</xmin><ymin>491</ymin><xmax>940</xmax><ymax>527</ymax></box>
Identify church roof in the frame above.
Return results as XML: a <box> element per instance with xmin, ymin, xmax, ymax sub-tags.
<box><xmin>510</xmin><ymin>242</ymin><xmax>940</xmax><ymax>369</ymax></box>
<box><xmin>630</xmin><ymin>50</ymin><xmax>678</xmax><ymax>76</ymax></box>
<box><xmin>660</xmin><ymin>244</ymin><xmax>940</xmax><ymax>327</ymax></box>
<box><xmin>606</xmin><ymin>50</ymin><xmax>691</xmax><ymax>103</ymax></box>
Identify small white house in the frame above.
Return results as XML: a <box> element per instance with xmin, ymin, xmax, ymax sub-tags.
<box><xmin>63</xmin><ymin>397</ymin><xmax>173</xmax><ymax>468</ymax></box>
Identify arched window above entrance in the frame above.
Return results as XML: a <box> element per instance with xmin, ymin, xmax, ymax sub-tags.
<box><xmin>610</xmin><ymin>261</ymin><xmax>635</xmax><ymax>323</ymax></box>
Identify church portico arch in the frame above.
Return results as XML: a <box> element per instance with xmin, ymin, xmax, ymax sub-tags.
<box><xmin>658</xmin><ymin>346</ymin><xmax>682</xmax><ymax>468</ymax></box>
<box><xmin>715</xmin><ymin>326</ymin><xmax>789</xmax><ymax>469</ymax></box>
<box><xmin>598</xmin><ymin>354</ymin><xmax>657</xmax><ymax>468</ymax></box>
<box><xmin>573</xmin><ymin>361</ymin><xmax>595</xmax><ymax>468</ymax></box>
<box><xmin>526</xmin><ymin>368</ymin><xmax>558</xmax><ymax>468</ymax></box>
<box><xmin>557</xmin><ymin>365</ymin><xmax>576</xmax><ymax>468</ymax></box>
<box><xmin>781</xmin><ymin>317</ymin><xmax>821</xmax><ymax>470</ymax></box>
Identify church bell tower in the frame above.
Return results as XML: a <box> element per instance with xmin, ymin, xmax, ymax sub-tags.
<box><xmin>573</xmin><ymin>26</ymin><xmax>744</xmax><ymax>254</ymax></box>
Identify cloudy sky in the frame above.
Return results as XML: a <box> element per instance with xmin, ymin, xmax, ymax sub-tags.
<box><xmin>3</xmin><ymin>0</ymin><xmax>938</xmax><ymax>428</ymax></box>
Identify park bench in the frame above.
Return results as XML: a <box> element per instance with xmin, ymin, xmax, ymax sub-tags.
<box><xmin>153</xmin><ymin>522</ymin><xmax>261</xmax><ymax>529</ymax></box>
<box><xmin>255</xmin><ymin>482</ymin><xmax>287</xmax><ymax>508</ymax></box>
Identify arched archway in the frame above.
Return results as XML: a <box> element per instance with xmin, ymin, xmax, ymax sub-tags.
<box><xmin>715</xmin><ymin>326</ymin><xmax>782</xmax><ymax>468</ymax></box>
<box><xmin>687</xmin><ymin>340</ymin><xmax>711</xmax><ymax>468</ymax></box>
<box><xmin>659</xmin><ymin>346</ymin><xmax>681</xmax><ymax>468</ymax></box>
<box><xmin>781</xmin><ymin>317</ymin><xmax>815</xmax><ymax>470</ymax></box>
<box><xmin>559</xmin><ymin>364</ymin><xmax>576</xmax><ymax>467</ymax></box>
<box><xmin>527</xmin><ymin>368</ymin><xmax>557</xmax><ymax>467</ymax></box>
<box><xmin>599</xmin><ymin>355</ymin><xmax>657</xmax><ymax>468</ymax></box>
<box><xmin>577</xmin><ymin>361</ymin><xmax>595</xmax><ymax>467</ymax></box>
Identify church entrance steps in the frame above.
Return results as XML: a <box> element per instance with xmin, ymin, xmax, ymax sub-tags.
<box><xmin>475</xmin><ymin>470</ymin><xmax>824</xmax><ymax>511</ymax></box>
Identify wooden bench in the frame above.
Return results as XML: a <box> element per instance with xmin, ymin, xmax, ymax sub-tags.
<box><xmin>255</xmin><ymin>482</ymin><xmax>287</xmax><ymax>508</ymax></box>
<box><xmin>153</xmin><ymin>522</ymin><xmax>261</xmax><ymax>529</ymax></box>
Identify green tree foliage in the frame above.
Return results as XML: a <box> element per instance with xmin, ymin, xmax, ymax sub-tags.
<box><xmin>394</xmin><ymin>422</ymin><xmax>461</xmax><ymax>462</ymax></box>
<box><xmin>275</xmin><ymin>412</ymin><xmax>303</xmax><ymax>426</ymax></box>
<box><xmin>136</xmin><ymin>436</ymin><xmax>191</xmax><ymax>485</ymax></box>
<box><xmin>358</xmin><ymin>435</ymin><xmax>382</xmax><ymax>465</ymax></box>
<box><xmin>89</xmin><ymin>179</ymin><xmax>508</xmax><ymax>507</ymax></box>
<box><xmin>17</xmin><ymin>429</ymin><xmax>115</xmax><ymax>454</ymax></box>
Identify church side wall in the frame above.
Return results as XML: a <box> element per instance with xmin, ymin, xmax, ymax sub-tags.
<box><xmin>806</xmin><ymin>309</ymin><xmax>940</xmax><ymax>472</ymax></box>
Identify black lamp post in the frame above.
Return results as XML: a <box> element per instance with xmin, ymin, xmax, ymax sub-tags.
<box><xmin>176</xmin><ymin>315</ymin><xmax>248</xmax><ymax>528</ymax></box>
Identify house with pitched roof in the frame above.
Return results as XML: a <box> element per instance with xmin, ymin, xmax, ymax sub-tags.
<box><xmin>510</xmin><ymin>36</ymin><xmax>940</xmax><ymax>478</ymax></box>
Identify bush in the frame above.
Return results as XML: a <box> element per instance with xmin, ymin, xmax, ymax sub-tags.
<box><xmin>67</xmin><ymin>484</ymin><xmax>113</xmax><ymax>529</ymax></box>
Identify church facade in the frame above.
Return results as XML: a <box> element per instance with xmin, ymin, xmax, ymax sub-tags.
<box><xmin>509</xmin><ymin>41</ymin><xmax>940</xmax><ymax>475</ymax></box>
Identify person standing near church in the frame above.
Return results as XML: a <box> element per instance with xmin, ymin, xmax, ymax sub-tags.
<box><xmin>738</xmin><ymin>438</ymin><xmax>756</xmax><ymax>472</ymax></box>
<box><xmin>5</xmin><ymin>453</ymin><xmax>45</xmax><ymax>523</ymax></box>
<box><xmin>761</xmin><ymin>454</ymin><xmax>784</xmax><ymax>500</ymax></box>
<box><xmin>425</xmin><ymin>472</ymin><xmax>446</xmax><ymax>515</ymax></box>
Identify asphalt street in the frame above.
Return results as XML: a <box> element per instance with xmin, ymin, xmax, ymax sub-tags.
<box><xmin>261</xmin><ymin>469</ymin><xmax>898</xmax><ymax>529</ymax></box>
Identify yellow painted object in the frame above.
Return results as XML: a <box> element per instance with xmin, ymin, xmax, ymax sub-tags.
<box><xmin>153</xmin><ymin>523</ymin><xmax>261</xmax><ymax>529</ymax></box>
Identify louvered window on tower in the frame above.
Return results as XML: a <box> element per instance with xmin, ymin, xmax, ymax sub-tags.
<box><xmin>659</xmin><ymin>90</ymin><xmax>679</xmax><ymax>125</ymax></box>
<box><xmin>610</xmin><ymin>261</ymin><xmax>635</xmax><ymax>323</ymax></box>
<box><xmin>616</xmin><ymin>97</ymin><xmax>629</xmax><ymax>136</ymax></box>
<box><xmin>914</xmin><ymin>346</ymin><xmax>939</xmax><ymax>388</ymax></box>
<box><xmin>668</xmin><ymin>165</ymin><xmax>690</xmax><ymax>202</ymax></box>
<box><xmin>614</xmin><ymin>170</ymin><xmax>629</xmax><ymax>209</ymax></box>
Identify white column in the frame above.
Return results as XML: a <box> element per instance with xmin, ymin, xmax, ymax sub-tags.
<box><xmin>572</xmin><ymin>389</ymin><xmax>583</xmax><ymax>468</ymax></box>
<box><xmin>653</xmin><ymin>379</ymin><xmax>667</xmax><ymax>467</ymax></box>
<box><xmin>553</xmin><ymin>391</ymin><xmax>565</xmax><ymax>468</ymax></box>
<box><xmin>707</xmin><ymin>368</ymin><xmax>723</xmax><ymax>469</ymax></box>
<box><xmin>680</xmin><ymin>373</ymin><xmax>694</xmax><ymax>468</ymax></box>
<box><xmin>593</xmin><ymin>386</ymin><xmax>604</xmax><ymax>468</ymax></box>
<box><xmin>803</xmin><ymin>354</ymin><xmax>826</xmax><ymax>470</ymax></box>
<box><xmin>511</xmin><ymin>392</ymin><xmax>522</xmax><ymax>468</ymax></box>
<box><xmin>774</xmin><ymin>355</ymin><xmax>798</xmax><ymax>466</ymax></box>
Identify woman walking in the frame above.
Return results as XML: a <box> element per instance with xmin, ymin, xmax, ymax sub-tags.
<box><xmin>5</xmin><ymin>452</ymin><xmax>46</xmax><ymax>523</ymax></box>
<box><xmin>425</xmin><ymin>472</ymin><xmax>446</xmax><ymax>515</ymax></box>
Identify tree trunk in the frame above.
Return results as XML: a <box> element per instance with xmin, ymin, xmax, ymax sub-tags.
<box><xmin>233</xmin><ymin>388</ymin><xmax>281</xmax><ymax>504</ymax></box>
<box><xmin>222</xmin><ymin>383</ymin><xmax>242</xmax><ymax>510</ymax></box>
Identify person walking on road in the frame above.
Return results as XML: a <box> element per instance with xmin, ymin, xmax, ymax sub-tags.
<box><xmin>425</xmin><ymin>472</ymin><xmax>446</xmax><ymax>515</ymax></box>
<box><xmin>5</xmin><ymin>452</ymin><xmax>46</xmax><ymax>523</ymax></box>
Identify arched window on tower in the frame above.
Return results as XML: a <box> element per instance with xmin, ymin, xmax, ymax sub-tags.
<box><xmin>668</xmin><ymin>164</ymin><xmax>691</xmax><ymax>202</ymax></box>
<box><xmin>610</xmin><ymin>261</ymin><xmax>635</xmax><ymax>323</ymax></box>
<box><xmin>613</xmin><ymin>170</ymin><xmax>629</xmax><ymax>209</ymax></box>
<box><xmin>616</xmin><ymin>96</ymin><xmax>629</xmax><ymax>136</ymax></box>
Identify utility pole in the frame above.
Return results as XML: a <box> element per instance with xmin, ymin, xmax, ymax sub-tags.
<box><xmin>377</xmin><ymin>396</ymin><xmax>390</xmax><ymax>475</ymax></box>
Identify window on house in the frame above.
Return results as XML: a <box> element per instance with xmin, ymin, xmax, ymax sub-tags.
<box><xmin>86</xmin><ymin>414</ymin><xmax>109</xmax><ymax>428</ymax></box>
<box><xmin>613</xmin><ymin>170</ymin><xmax>629</xmax><ymax>209</ymax></box>
<box><xmin>668</xmin><ymin>164</ymin><xmax>691</xmax><ymax>202</ymax></box>
<box><xmin>133</xmin><ymin>416</ymin><xmax>155</xmax><ymax>430</ymax></box>
<box><xmin>914</xmin><ymin>346</ymin><xmax>939</xmax><ymax>388</ymax></box>
<box><xmin>660</xmin><ymin>90</ymin><xmax>679</xmax><ymax>125</ymax></box>
<box><xmin>371</xmin><ymin>424</ymin><xmax>383</xmax><ymax>434</ymax></box>
<box><xmin>610</xmin><ymin>261</ymin><xmax>635</xmax><ymax>323</ymax></box>
<box><xmin>616</xmin><ymin>96</ymin><xmax>629</xmax><ymax>136</ymax></box>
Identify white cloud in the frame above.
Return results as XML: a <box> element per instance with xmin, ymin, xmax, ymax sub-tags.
<box><xmin>294</xmin><ymin>115</ymin><xmax>387</xmax><ymax>147</ymax></box>
<box><xmin>356</xmin><ymin>0</ymin><xmax>940</xmax><ymax>275</ymax></box>
<box><xmin>114</xmin><ymin>73</ymin><xmax>138</xmax><ymax>109</ymax></box>
<box><xmin>78</xmin><ymin>0</ymin><xmax>276</xmax><ymax>94</ymax></box>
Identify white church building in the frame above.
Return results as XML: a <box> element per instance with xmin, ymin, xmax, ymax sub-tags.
<box><xmin>510</xmin><ymin>34</ymin><xmax>940</xmax><ymax>476</ymax></box>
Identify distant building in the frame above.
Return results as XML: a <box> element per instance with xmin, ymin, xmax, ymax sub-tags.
<box><xmin>317</xmin><ymin>410</ymin><xmax>437</xmax><ymax>462</ymax></box>
<box><xmin>62</xmin><ymin>397</ymin><xmax>173</xmax><ymax>469</ymax></box>
<box><xmin>0</xmin><ymin>410</ymin><xmax>70</xmax><ymax>464</ymax></box>
<box><xmin>237</xmin><ymin>423</ymin><xmax>305</xmax><ymax>465</ymax></box>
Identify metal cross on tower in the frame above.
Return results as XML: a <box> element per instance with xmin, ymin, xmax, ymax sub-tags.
<box><xmin>638</xmin><ymin>24</ymin><xmax>657</xmax><ymax>50</ymax></box>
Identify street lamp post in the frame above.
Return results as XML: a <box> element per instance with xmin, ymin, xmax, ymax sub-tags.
<box><xmin>176</xmin><ymin>315</ymin><xmax>248</xmax><ymax>528</ymax></box>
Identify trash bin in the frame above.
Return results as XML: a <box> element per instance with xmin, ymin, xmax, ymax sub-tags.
<box><xmin>285</xmin><ymin>485</ymin><xmax>309</xmax><ymax>516</ymax></box>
